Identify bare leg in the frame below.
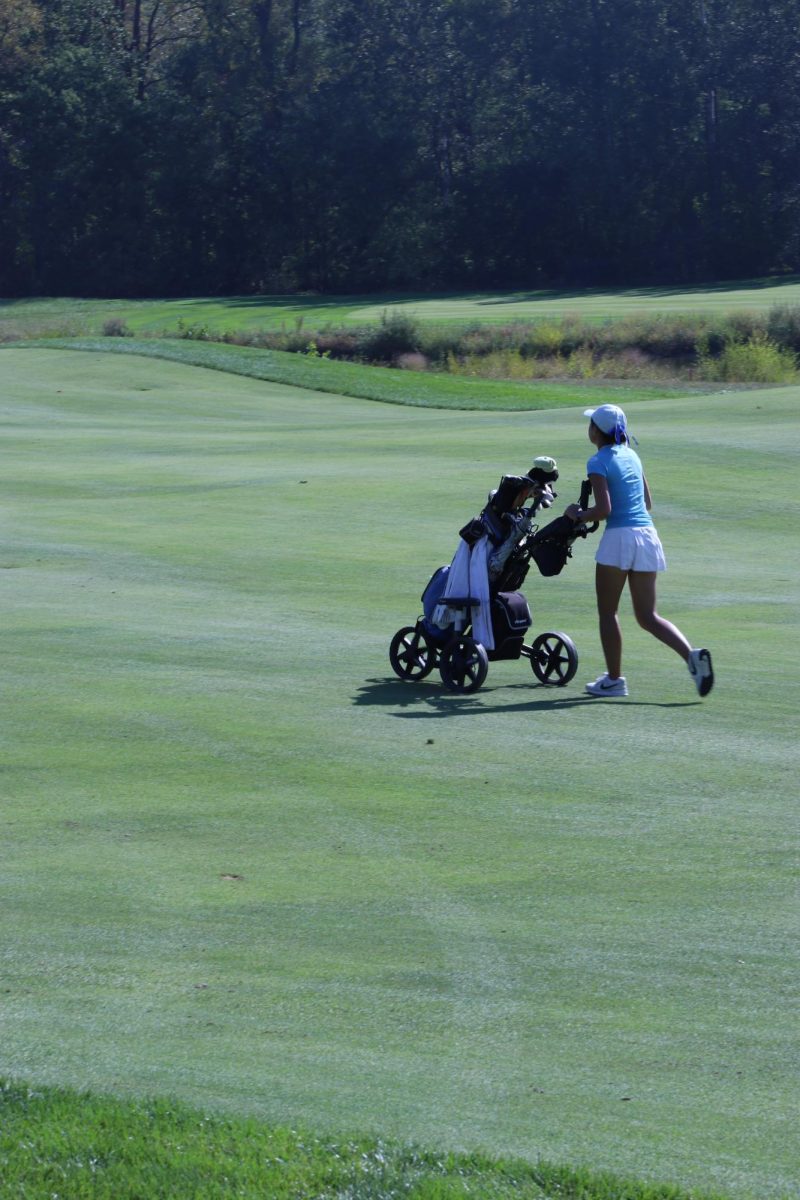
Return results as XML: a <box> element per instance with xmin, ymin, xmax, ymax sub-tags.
<box><xmin>595</xmin><ymin>564</ymin><xmax>629</xmax><ymax>678</ymax></box>
<box><xmin>628</xmin><ymin>571</ymin><xmax>692</xmax><ymax>661</ymax></box>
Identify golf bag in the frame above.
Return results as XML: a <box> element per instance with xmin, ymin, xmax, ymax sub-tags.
<box><xmin>388</xmin><ymin>460</ymin><xmax>597</xmax><ymax>694</ymax></box>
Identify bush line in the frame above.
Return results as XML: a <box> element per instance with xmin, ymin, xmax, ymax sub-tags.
<box><xmin>97</xmin><ymin>307</ymin><xmax>800</xmax><ymax>385</ymax></box>
<box><xmin>6</xmin><ymin>306</ymin><xmax>799</xmax><ymax>385</ymax></box>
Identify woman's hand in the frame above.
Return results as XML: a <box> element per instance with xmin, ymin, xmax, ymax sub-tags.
<box><xmin>564</xmin><ymin>504</ymin><xmax>582</xmax><ymax>522</ymax></box>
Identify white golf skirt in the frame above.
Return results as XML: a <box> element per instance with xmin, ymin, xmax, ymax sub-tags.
<box><xmin>595</xmin><ymin>525</ymin><xmax>667</xmax><ymax>572</ymax></box>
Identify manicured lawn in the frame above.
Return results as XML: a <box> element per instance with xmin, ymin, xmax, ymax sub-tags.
<box><xmin>4</xmin><ymin>274</ymin><xmax>800</xmax><ymax>340</ymax></box>
<box><xmin>356</xmin><ymin>276</ymin><xmax>800</xmax><ymax>321</ymax></box>
<box><xmin>18</xmin><ymin>336</ymin><xmax>684</xmax><ymax>409</ymax></box>
<box><xmin>1</xmin><ymin>347</ymin><xmax>797</xmax><ymax>1199</ymax></box>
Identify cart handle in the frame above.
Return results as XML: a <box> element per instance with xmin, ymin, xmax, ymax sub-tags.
<box><xmin>578</xmin><ymin>478</ymin><xmax>599</xmax><ymax>533</ymax></box>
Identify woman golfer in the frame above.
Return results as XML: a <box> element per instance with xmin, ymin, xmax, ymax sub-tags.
<box><xmin>564</xmin><ymin>404</ymin><xmax>713</xmax><ymax>698</ymax></box>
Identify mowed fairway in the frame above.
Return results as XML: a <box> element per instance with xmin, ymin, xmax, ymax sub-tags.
<box><xmin>1</xmin><ymin>349</ymin><xmax>797</xmax><ymax>1198</ymax></box>
<box><xmin>7</xmin><ymin>274</ymin><xmax>800</xmax><ymax>338</ymax></box>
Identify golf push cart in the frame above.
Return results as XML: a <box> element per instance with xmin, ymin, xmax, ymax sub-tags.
<box><xmin>389</xmin><ymin>458</ymin><xmax>598</xmax><ymax>693</ymax></box>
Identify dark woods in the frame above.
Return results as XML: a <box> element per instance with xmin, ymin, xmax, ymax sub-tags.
<box><xmin>2</xmin><ymin>0</ymin><xmax>799</xmax><ymax>297</ymax></box>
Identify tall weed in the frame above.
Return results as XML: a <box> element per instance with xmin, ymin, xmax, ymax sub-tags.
<box><xmin>443</xmin><ymin>346</ymin><xmax>677</xmax><ymax>382</ymax></box>
<box><xmin>0</xmin><ymin>318</ymin><xmax>89</xmax><ymax>342</ymax></box>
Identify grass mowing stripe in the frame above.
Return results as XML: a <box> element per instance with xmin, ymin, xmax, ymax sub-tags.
<box><xmin>5</xmin><ymin>276</ymin><xmax>800</xmax><ymax>338</ymax></box>
<box><xmin>1</xmin><ymin>351</ymin><xmax>797</xmax><ymax>1199</ymax></box>
<box><xmin>3</xmin><ymin>338</ymin><xmax>687</xmax><ymax>410</ymax></box>
<box><xmin>0</xmin><ymin>1079</ymin><xmax>740</xmax><ymax>1199</ymax></box>
<box><xmin>355</xmin><ymin>276</ymin><xmax>800</xmax><ymax>322</ymax></box>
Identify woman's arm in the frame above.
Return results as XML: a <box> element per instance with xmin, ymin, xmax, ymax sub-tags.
<box><xmin>564</xmin><ymin>474</ymin><xmax>611</xmax><ymax>524</ymax></box>
<box><xmin>643</xmin><ymin>475</ymin><xmax>652</xmax><ymax>511</ymax></box>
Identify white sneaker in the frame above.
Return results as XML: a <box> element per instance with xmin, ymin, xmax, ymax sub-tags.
<box><xmin>585</xmin><ymin>673</ymin><xmax>628</xmax><ymax>697</ymax></box>
<box><xmin>687</xmin><ymin>648</ymin><xmax>714</xmax><ymax>697</ymax></box>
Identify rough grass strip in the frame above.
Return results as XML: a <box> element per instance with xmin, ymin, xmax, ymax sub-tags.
<box><xmin>0</xmin><ymin>1080</ymin><xmax>741</xmax><ymax>1200</ymax></box>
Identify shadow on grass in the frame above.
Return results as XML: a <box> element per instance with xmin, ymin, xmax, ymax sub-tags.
<box><xmin>353</xmin><ymin>677</ymin><xmax>699</xmax><ymax>714</ymax></box>
<box><xmin>210</xmin><ymin>293</ymin><xmax>386</xmax><ymax>312</ymax></box>
<box><xmin>4</xmin><ymin>277</ymin><xmax>798</xmax><ymax>321</ymax></box>
<box><xmin>469</xmin><ymin>275</ymin><xmax>800</xmax><ymax>305</ymax></box>
<box><xmin>209</xmin><ymin>277</ymin><xmax>800</xmax><ymax>310</ymax></box>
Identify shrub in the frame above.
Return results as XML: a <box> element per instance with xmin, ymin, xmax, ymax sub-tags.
<box><xmin>444</xmin><ymin>350</ymin><xmax>526</xmax><ymax>379</ymax></box>
<box><xmin>766</xmin><ymin>303</ymin><xmax>800</xmax><ymax>353</ymax></box>
<box><xmin>458</xmin><ymin>325</ymin><xmax>497</xmax><ymax>356</ymax></box>
<box><xmin>607</xmin><ymin>313</ymin><xmax>702</xmax><ymax>359</ymax></box>
<box><xmin>419</xmin><ymin>324</ymin><xmax>482</xmax><ymax>360</ymax></box>
<box><xmin>697</xmin><ymin>332</ymin><xmax>797</xmax><ymax>383</ymax></box>
<box><xmin>176</xmin><ymin>318</ymin><xmax>212</xmax><ymax>341</ymax></box>
<box><xmin>554</xmin><ymin>313</ymin><xmax>590</xmax><ymax>355</ymax></box>
<box><xmin>312</xmin><ymin>328</ymin><xmax>360</xmax><ymax>359</ymax></box>
<box><xmin>282</xmin><ymin>329</ymin><xmax>316</xmax><ymax>352</ymax></box>
<box><xmin>613</xmin><ymin>348</ymin><xmax>673</xmax><ymax>379</ymax></box>
<box><xmin>356</xmin><ymin>310</ymin><xmax>421</xmax><ymax>362</ymax></box>
<box><xmin>565</xmin><ymin>347</ymin><xmax>597</xmax><ymax>378</ymax></box>
<box><xmin>234</xmin><ymin>327</ymin><xmax>309</xmax><ymax>352</ymax></box>
<box><xmin>102</xmin><ymin>317</ymin><xmax>133</xmax><ymax>337</ymax></box>
<box><xmin>523</xmin><ymin>322</ymin><xmax>565</xmax><ymax>357</ymax></box>
<box><xmin>139</xmin><ymin>308</ymin><xmax>800</xmax><ymax>386</ymax></box>
<box><xmin>725</xmin><ymin>309</ymin><xmax>765</xmax><ymax>344</ymax></box>
<box><xmin>221</xmin><ymin>329</ymin><xmax>264</xmax><ymax>347</ymax></box>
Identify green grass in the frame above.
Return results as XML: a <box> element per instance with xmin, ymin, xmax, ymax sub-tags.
<box><xmin>355</xmin><ymin>276</ymin><xmax>800</xmax><ymax>322</ymax></box>
<box><xmin>0</xmin><ymin>294</ymin><xmax>371</xmax><ymax>337</ymax></box>
<box><xmin>0</xmin><ymin>348</ymin><xmax>797</xmax><ymax>1199</ymax></box>
<box><xmin>5</xmin><ymin>274</ymin><xmax>800</xmax><ymax>339</ymax></box>
<box><xmin>9</xmin><ymin>337</ymin><xmax>683</xmax><ymax>409</ymax></box>
<box><xmin>0</xmin><ymin>1080</ymin><xmax>738</xmax><ymax>1200</ymax></box>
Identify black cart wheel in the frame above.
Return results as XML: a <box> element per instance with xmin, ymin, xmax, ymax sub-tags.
<box><xmin>389</xmin><ymin>625</ymin><xmax>436</xmax><ymax>680</ymax></box>
<box><xmin>530</xmin><ymin>631</ymin><xmax>578</xmax><ymax>686</ymax></box>
<box><xmin>439</xmin><ymin>636</ymin><xmax>489</xmax><ymax>693</ymax></box>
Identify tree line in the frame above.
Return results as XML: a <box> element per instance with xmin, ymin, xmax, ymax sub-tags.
<box><xmin>2</xmin><ymin>0</ymin><xmax>799</xmax><ymax>297</ymax></box>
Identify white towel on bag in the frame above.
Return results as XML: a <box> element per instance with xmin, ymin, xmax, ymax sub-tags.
<box><xmin>432</xmin><ymin>536</ymin><xmax>494</xmax><ymax>651</ymax></box>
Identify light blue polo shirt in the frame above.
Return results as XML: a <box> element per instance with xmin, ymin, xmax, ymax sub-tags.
<box><xmin>587</xmin><ymin>444</ymin><xmax>652</xmax><ymax>529</ymax></box>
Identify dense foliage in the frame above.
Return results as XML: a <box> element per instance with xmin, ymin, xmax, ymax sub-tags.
<box><xmin>2</xmin><ymin>0</ymin><xmax>800</xmax><ymax>296</ymax></box>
